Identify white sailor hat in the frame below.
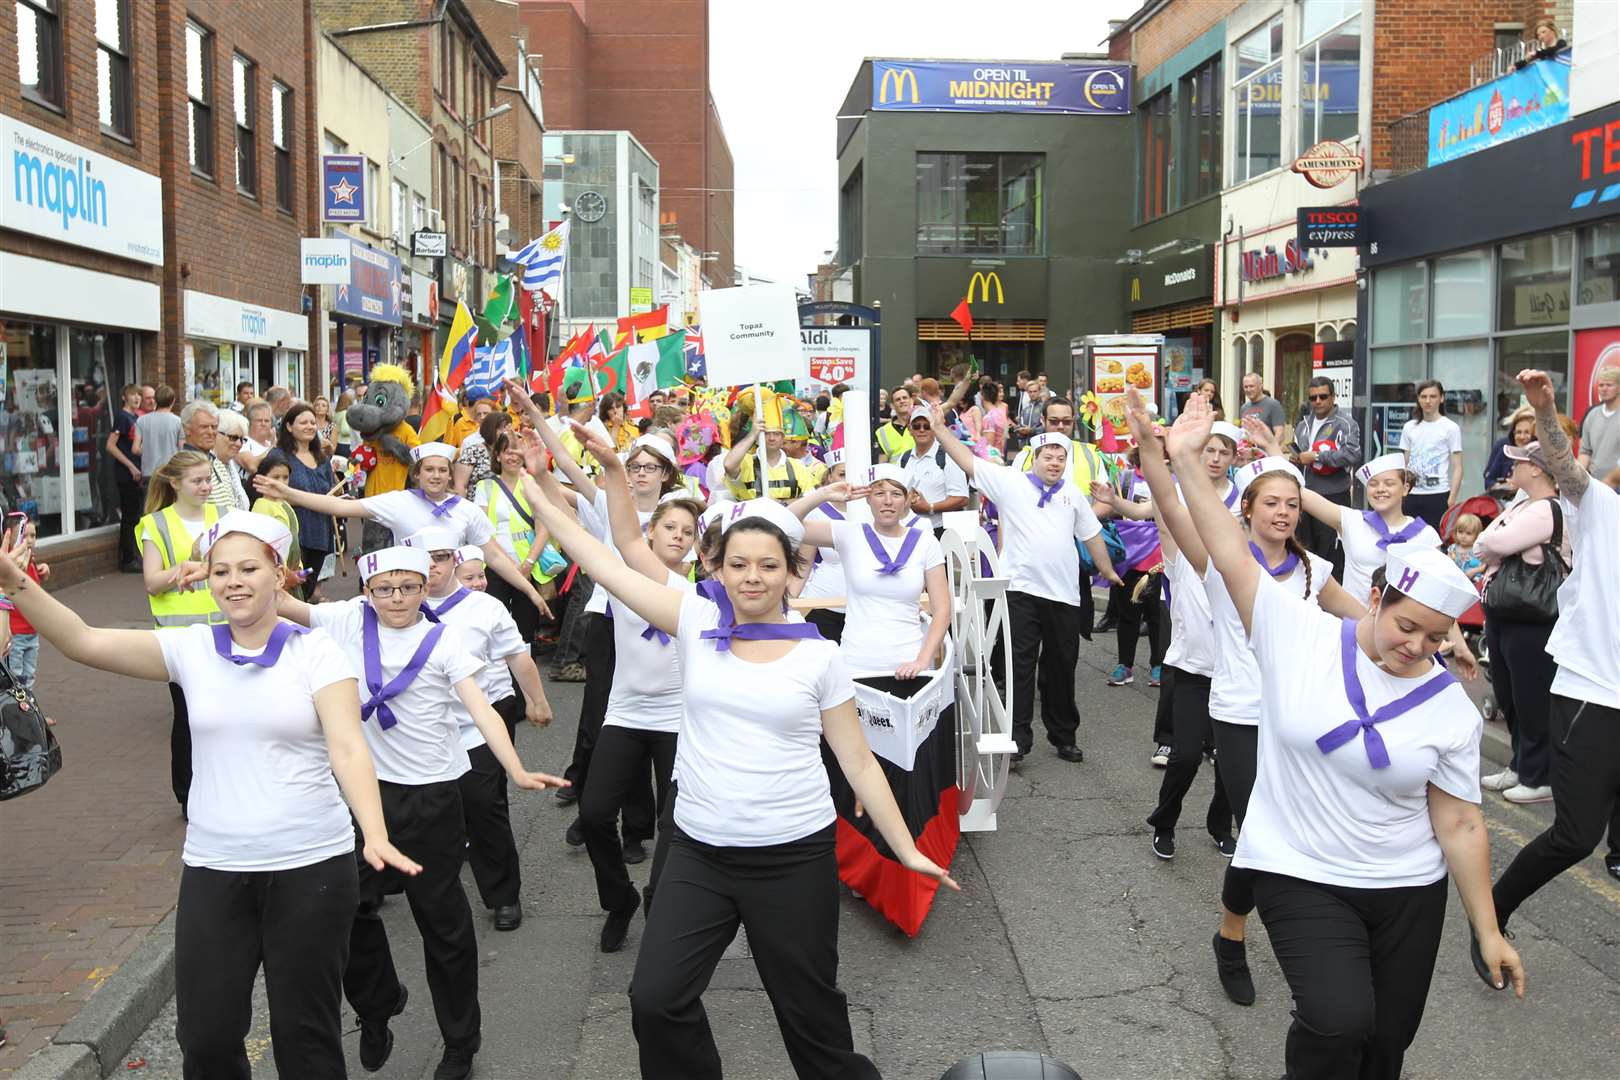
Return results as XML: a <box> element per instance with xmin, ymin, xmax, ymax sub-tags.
<box><xmin>1209</xmin><ymin>421</ymin><xmax>1243</xmax><ymax>445</ymax></box>
<box><xmin>719</xmin><ymin>498</ymin><xmax>805</xmax><ymax>547</ymax></box>
<box><xmin>412</xmin><ymin>442</ymin><xmax>457</xmax><ymax>464</ymax></box>
<box><xmin>1236</xmin><ymin>455</ymin><xmax>1304</xmax><ymax>495</ymax></box>
<box><xmin>401</xmin><ymin>527</ymin><xmax>459</xmax><ymax>552</ymax></box>
<box><xmin>197</xmin><ymin>510</ymin><xmax>292</xmax><ymax>564</ymax></box>
<box><xmin>824</xmin><ymin>448</ymin><xmax>845</xmax><ymax>467</ymax></box>
<box><xmin>1384</xmin><ymin>542</ymin><xmax>1478</xmax><ymax>618</ymax></box>
<box><xmin>699</xmin><ymin>503</ymin><xmax>731</xmax><ymax>534</ymax></box>
<box><xmin>629</xmin><ymin>434</ymin><xmax>678</xmax><ymax>468</ymax></box>
<box><xmin>454</xmin><ymin>545</ymin><xmax>485</xmax><ymax>566</ymax></box>
<box><xmin>1355</xmin><ymin>452</ymin><xmax>1412</xmax><ymax>487</ymax></box>
<box><xmin>1028</xmin><ymin>431</ymin><xmax>1070</xmax><ymax>457</ymax></box>
<box><xmin>357</xmin><ymin>546</ymin><xmax>431</xmax><ymax>583</ymax></box>
<box><xmin>865</xmin><ymin>463</ymin><xmax>909</xmax><ymax>491</ymax></box>
<box><xmin>657</xmin><ymin>489</ymin><xmax>705</xmax><ymax>511</ymax></box>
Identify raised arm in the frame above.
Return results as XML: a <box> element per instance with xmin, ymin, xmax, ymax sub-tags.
<box><xmin>787</xmin><ymin>482</ymin><xmax>853</xmax><ymax>550</ymax></box>
<box><xmin>572</xmin><ymin>421</ymin><xmax>668</xmax><ymax>582</ymax></box>
<box><xmin>1518</xmin><ymin>369</ymin><xmax>1588</xmax><ymax>504</ymax></box>
<box><xmin>723</xmin><ymin>425</ymin><xmax>759</xmax><ymax>480</ymax></box>
<box><xmin>923</xmin><ymin>402</ymin><xmax>979</xmax><ymax>480</ymax></box>
<box><xmin>532</xmin><ymin>409</ymin><xmax>599</xmax><ymax>501</ymax></box>
<box><xmin>1131</xmin><ymin>398</ymin><xmax>1209</xmax><ymax>574</ymax></box>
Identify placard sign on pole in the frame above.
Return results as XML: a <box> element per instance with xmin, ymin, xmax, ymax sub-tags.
<box><xmin>700</xmin><ymin>284</ymin><xmax>804</xmax><ymax>496</ymax></box>
<box><xmin>840</xmin><ymin>387</ymin><xmax>873</xmax><ymax>523</ymax></box>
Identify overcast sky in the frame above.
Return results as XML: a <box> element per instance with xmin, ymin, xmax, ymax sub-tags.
<box><xmin>708</xmin><ymin>0</ymin><xmax>1121</xmax><ymax>286</ymax></box>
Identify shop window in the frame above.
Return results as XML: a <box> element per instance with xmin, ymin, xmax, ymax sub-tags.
<box><xmin>233</xmin><ymin>53</ymin><xmax>257</xmax><ymax>196</ymax></box>
<box><xmin>2</xmin><ymin>321</ymin><xmax>62</xmax><ymax>537</ymax></box>
<box><xmin>1318</xmin><ymin>324</ymin><xmax>1338</xmax><ymax>343</ymax></box>
<box><xmin>1499</xmin><ymin>233</ymin><xmax>1572</xmax><ymax>332</ymax></box>
<box><xmin>17</xmin><ymin>0</ymin><xmax>63</xmax><ymax>109</ymax></box>
<box><xmin>69</xmin><ymin>329</ymin><xmax>130</xmax><ymax>532</ymax></box>
<box><xmin>1297</xmin><ymin>6</ymin><xmax>1360</xmax><ymax>152</ymax></box>
<box><xmin>1368</xmin><ymin>345</ymin><xmax>1424</xmax><ymax>455</ymax></box>
<box><xmin>272</xmin><ymin>82</ymin><xmax>293</xmax><ymax>212</ymax></box>
<box><xmin>1248</xmin><ymin>333</ymin><xmax>1265</xmax><ymax>376</ymax></box>
<box><xmin>1578</xmin><ymin>221</ymin><xmax>1620</xmax><ymax>306</ymax></box>
<box><xmin>1431</xmin><ymin>249</ymin><xmax>1490</xmax><ymax>338</ymax></box>
<box><xmin>1495</xmin><ymin>333</ymin><xmax>1568</xmax><ymax>429</ymax></box>
<box><xmin>1138</xmin><ymin>90</ymin><xmax>1172</xmax><ymax>222</ymax></box>
<box><xmin>1232</xmin><ymin>335</ymin><xmax>1246</xmax><ymax>376</ymax></box>
<box><xmin>1232</xmin><ymin>16</ymin><xmax>1283</xmax><ymax>183</ymax></box>
<box><xmin>916</xmin><ymin>152</ymin><xmax>1045</xmax><ymax>256</ymax></box>
<box><xmin>96</xmin><ymin>0</ymin><xmax>132</xmax><ymax>137</ymax></box>
<box><xmin>186</xmin><ymin>20</ymin><xmax>214</xmax><ymax>178</ymax></box>
<box><xmin>1181</xmin><ymin>55</ymin><xmax>1222</xmax><ymax>201</ymax></box>
<box><xmin>1372</xmin><ymin>262</ymin><xmax>1427</xmax><ymax>344</ymax></box>
<box><xmin>365</xmin><ymin>159</ymin><xmax>381</xmax><ymax>233</ymax></box>
<box><xmin>1430</xmin><ymin>340</ymin><xmax>1492</xmax><ymax>479</ymax></box>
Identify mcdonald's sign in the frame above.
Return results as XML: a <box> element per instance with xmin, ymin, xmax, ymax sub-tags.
<box><xmin>877</xmin><ymin>65</ymin><xmax>920</xmax><ymax>105</ymax></box>
<box><xmin>1129</xmin><ymin>276</ymin><xmax>1141</xmax><ymax>302</ymax></box>
<box><xmin>967</xmin><ymin>271</ymin><xmax>1004</xmax><ymax>305</ymax></box>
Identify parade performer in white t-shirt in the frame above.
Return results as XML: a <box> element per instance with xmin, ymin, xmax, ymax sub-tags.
<box><xmin>0</xmin><ymin>511</ymin><xmax>420</xmax><ymax>1079</ymax></box>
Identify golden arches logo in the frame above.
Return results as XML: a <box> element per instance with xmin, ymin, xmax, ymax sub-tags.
<box><xmin>878</xmin><ymin>67</ymin><xmax>919</xmax><ymax>105</ymax></box>
<box><xmin>1130</xmin><ymin>277</ymin><xmax>1141</xmax><ymax>301</ymax></box>
<box><xmin>967</xmin><ymin>271</ymin><xmax>1004</xmax><ymax>305</ymax></box>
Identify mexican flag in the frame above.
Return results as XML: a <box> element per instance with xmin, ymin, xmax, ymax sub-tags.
<box><xmin>629</xmin><ymin>331</ymin><xmax>687</xmax><ymax>405</ymax></box>
<box><xmin>593</xmin><ymin>331</ymin><xmax>631</xmax><ymax>399</ymax></box>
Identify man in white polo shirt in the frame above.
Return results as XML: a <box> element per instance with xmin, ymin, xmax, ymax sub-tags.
<box><xmin>897</xmin><ymin>406</ymin><xmax>969</xmax><ymax>535</ymax></box>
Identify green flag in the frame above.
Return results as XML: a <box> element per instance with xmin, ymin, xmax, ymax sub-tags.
<box><xmin>482</xmin><ymin>274</ymin><xmax>515</xmax><ymax>326</ymax></box>
<box><xmin>629</xmin><ymin>332</ymin><xmax>687</xmax><ymax>403</ymax></box>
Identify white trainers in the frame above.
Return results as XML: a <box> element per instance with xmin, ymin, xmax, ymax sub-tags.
<box><xmin>1150</xmin><ymin>744</ymin><xmax>1171</xmax><ymax>767</ymax></box>
<box><xmin>1503</xmin><ymin>783</ymin><xmax>1554</xmax><ymax>804</ymax></box>
<box><xmin>1480</xmin><ymin>767</ymin><xmax>1518</xmax><ymax>792</ymax></box>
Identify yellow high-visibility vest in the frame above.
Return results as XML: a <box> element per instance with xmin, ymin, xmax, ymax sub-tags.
<box><xmin>134</xmin><ymin>504</ymin><xmax>224</xmax><ymax>628</ymax></box>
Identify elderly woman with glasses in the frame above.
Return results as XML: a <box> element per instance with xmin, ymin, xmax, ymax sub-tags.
<box><xmin>210</xmin><ymin>409</ymin><xmax>251</xmax><ymax>511</ymax></box>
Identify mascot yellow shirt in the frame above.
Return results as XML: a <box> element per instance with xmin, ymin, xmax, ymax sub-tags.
<box><xmin>365</xmin><ymin>422</ymin><xmax>420</xmax><ymax>496</ymax></box>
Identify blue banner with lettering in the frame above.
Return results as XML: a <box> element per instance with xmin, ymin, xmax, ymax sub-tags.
<box><xmin>334</xmin><ymin>239</ymin><xmax>402</xmax><ymax>326</ymax></box>
<box><xmin>1427</xmin><ymin>54</ymin><xmax>1570</xmax><ymax>167</ymax></box>
<box><xmin>322</xmin><ymin>154</ymin><xmax>366</xmax><ymax>223</ymax></box>
<box><xmin>871</xmin><ymin>60</ymin><xmax>1130</xmax><ymax>115</ymax></box>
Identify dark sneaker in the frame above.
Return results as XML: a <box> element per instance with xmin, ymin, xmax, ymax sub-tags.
<box><xmin>1212</xmin><ymin>834</ymin><xmax>1238</xmax><ymax>858</ymax></box>
<box><xmin>1056</xmin><ymin>744</ymin><xmax>1084</xmax><ymax>763</ymax></box>
<box><xmin>554</xmin><ymin>785</ymin><xmax>579</xmax><ymax>806</ymax></box>
<box><xmin>552</xmin><ymin>662</ymin><xmax>586</xmax><ymax>682</ymax></box>
<box><xmin>359</xmin><ymin>985</ymin><xmax>408</xmax><ymax>1071</ymax></box>
<box><xmin>1010</xmin><ymin>751</ymin><xmax>1026</xmax><ymax>765</ymax></box>
<box><xmin>434</xmin><ymin>1039</ymin><xmax>480</xmax><ymax>1080</ymax></box>
<box><xmin>622</xmin><ymin>839</ymin><xmax>647</xmax><ymax>865</ymax></box>
<box><xmin>1150</xmin><ymin>744</ymin><xmax>1171</xmax><ymax>767</ymax></box>
<box><xmin>1213</xmin><ymin>934</ymin><xmax>1255</xmax><ymax>1006</ymax></box>
<box><xmin>1152</xmin><ymin>830</ymin><xmax>1175</xmax><ymax>860</ymax></box>
<box><xmin>600</xmin><ymin>893</ymin><xmax>641</xmax><ymax>953</ymax></box>
<box><xmin>565</xmin><ymin>818</ymin><xmax>585</xmax><ymax>847</ymax></box>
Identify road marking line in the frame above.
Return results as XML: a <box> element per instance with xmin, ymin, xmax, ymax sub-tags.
<box><xmin>1486</xmin><ymin>816</ymin><xmax>1620</xmax><ymax>911</ymax></box>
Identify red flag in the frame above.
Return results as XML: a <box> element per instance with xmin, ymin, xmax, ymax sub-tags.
<box><xmin>617</xmin><ymin>305</ymin><xmax>669</xmax><ymax>342</ymax></box>
<box><xmin>1098</xmin><ymin>418</ymin><xmax>1120</xmax><ymax>453</ymax></box>
<box><xmin>950</xmin><ymin>297</ymin><xmax>974</xmax><ymax>337</ymax></box>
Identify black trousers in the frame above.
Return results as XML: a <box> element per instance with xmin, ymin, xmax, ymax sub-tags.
<box><xmin>1147</xmin><ymin>668</ymin><xmax>1233</xmax><ymax>838</ymax></box>
<box><xmin>629</xmin><ymin>826</ymin><xmax>879</xmax><ymax>1080</ymax></box>
<box><xmin>459</xmin><ymin>695</ymin><xmax>524</xmax><ymax>909</ymax></box>
<box><xmin>1214</xmin><ymin>720</ymin><xmax>1259</xmax><ymax>916</ymax></box>
<box><xmin>1484</xmin><ymin>616</ymin><xmax>1557</xmax><ymax>788</ymax></box>
<box><xmin>345</xmin><ymin>780</ymin><xmax>481</xmax><ymax>1049</ymax></box>
<box><xmin>551</xmin><ymin>573</ymin><xmax>594</xmax><ymax>668</ymax></box>
<box><xmin>582</xmin><ymin>725</ymin><xmax>678</xmax><ymax>913</ymax></box>
<box><xmin>1300</xmin><ymin>486</ymin><xmax>1352</xmax><ymax>581</ymax></box>
<box><xmin>1006</xmin><ymin>590</ymin><xmax>1082</xmax><ymax>753</ymax></box>
<box><xmin>1114</xmin><ymin>571</ymin><xmax>1165</xmax><ymax>670</ymax></box>
<box><xmin>1401</xmin><ymin>492</ymin><xmax>1450</xmax><ymax>534</ymax></box>
<box><xmin>1253</xmin><ymin>873</ymin><xmax>1448</xmax><ymax>1080</ymax></box>
<box><xmin>117</xmin><ymin>478</ymin><xmax>144</xmax><ymax>565</ymax></box>
<box><xmin>806</xmin><ymin>607</ymin><xmax>846</xmax><ymax>644</ymax></box>
<box><xmin>169</xmin><ymin>682</ymin><xmax>190</xmax><ymax>810</ymax></box>
<box><xmin>1494</xmin><ymin>695</ymin><xmax>1620</xmax><ymax>924</ymax></box>
<box><xmin>488</xmin><ymin>574</ymin><xmax>544</xmax><ymax>648</ymax></box>
<box><xmin>1151</xmin><ymin>662</ymin><xmax>1175</xmax><ymax>745</ymax></box>
<box><xmin>564</xmin><ymin>613</ymin><xmax>656</xmax><ymax>842</ymax></box>
<box><xmin>174</xmin><ymin>852</ymin><xmax>357</xmax><ymax>1080</ymax></box>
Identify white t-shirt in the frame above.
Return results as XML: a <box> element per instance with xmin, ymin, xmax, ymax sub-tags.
<box><xmin>1548</xmin><ymin>480</ymin><xmax>1620</xmax><ymax>708</ymax></box>
<box><xmin>1162</xmin><ymin>550</ymin><xmax>1216</xmax><ymax>677</ymax></box>
<box><xmin>424</xmin><ymin>588</ymin><xmax>526</xmax><ymax>749</ymax></box>
<box><xmin>901</xmin><ymin>446</ymin><xmax>969</xmax><ymax>529</ymax></box>
<box><xmin>309</xmin><ymin>598</ymin><xmax>482</xmax><ymax>784</ymax></box>
<box><xmin>606</xmin><ymin>568</ymin><xmax>695</xmax><ymax>733</ymax></box>
<box><xmin>800</xmin><ymin>503</ymin><xmax>848</xmax><ymax>611</ymax></box>
<box><xmin>159</xmin><ymin>623</ymin><xmax>357</xmax><ymax>871</ymax></box>
<box><xmin>472</xmin><ymin>477</ymin><xmax>533</xmax><ymax>562</ymax></box>
<box><xmin>1234</xmin><ymin>573</ymin><xmax>1482</xmax><ymax>888</ymax></box>
<box><xmin>1206</xmin><ymin>550</ymin><xmax>1333</xmax><ymax>726</ymax></box>
<box><xmin>672</xmin><ymin>591</ymin><xmax>854</xmax><ymax>846</ymax></box>
<box><xmin>1337</xmin><ymin>508</ymin><xmax>1443</xmax><ymax>603</ymax></box>
<box><xmin>705</xmin><ymin>456</ymin><xmax>734</xmax><ymax>504</ymax></box>
<box><xmin>365</xmin><ymin>488</ymin><xmax>495</xmax><ymax>548</ymax></box>
<box><xmin>829</xmin><ymin>522</ymin><xmax>944</xmax><ymax>673</ymax></box>
<box><xmin>1399</xmin><ymin>416</ymin><xmax>1463</xmax><ymax>495</ymax></box>
<box><xmin>973</xmin><ymin>458</ymin><xmax>1103</xmax><ymax>607</ymax></box>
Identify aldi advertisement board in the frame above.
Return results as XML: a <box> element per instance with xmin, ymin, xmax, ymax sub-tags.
<box><xmin>799</xmin><ymin>327</ymin><xmax>871</xmax><ymax>396</ymax></box>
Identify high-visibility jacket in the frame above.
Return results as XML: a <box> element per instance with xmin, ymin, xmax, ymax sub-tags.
<box><xmin>479</xmin><ymin>477</ymin><xmax>560</xmax><ymax>585</ymax></box>
<box><xmin>1014</xmin><ymin>438</ymin><xmax>1106</xmax><ymax>493</ymax></box>
<box><xmin>727</xmin><ymin>453</ymin><xmax>818</xmax><ymax>503</ymax></box>
<box><xmin>875</xmin><ymin>420</ymin><xmax>915</xmax><ymax>461</ymax></box>
<box><xmin>134</xmin><ymin>503</ymin><xmax>224</xmax><ymax>628</ymax></box>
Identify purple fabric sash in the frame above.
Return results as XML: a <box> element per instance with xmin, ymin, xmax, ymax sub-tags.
<box><xmin>640</xmin><ymin>623</ymin><xmax>672</xmax><ymax>646</ymax></box>
<box><xmin>1249</xmin><ymin>541</ymin><xmax>1300</xmax><ymax>578</ymax></box>
<box><xmin>1026</xmin><ymin>471</ymin><xmax>1063</xmax><ymax>508</ymax></box>
<box><xmin>1364</xmin><ymin>511</ymin><xmax>1429</xmax><ymax>551</ymax></box>
<box><xmin>1316</xmin><ymin>618</ymin><xmax>1457</xmax><ymax>769</ymax></box>
<box><xmin>411</xmin><ymin>489</ymin><xmax>462</xmax><ymax>518</ymax></box>
<box><xmin>861</xmin><ymin>524</ymin><xmax>922</xmax><ymax>575</ymax></box>
<box><xmin>360</xmin><ymin>604</ymin><xmax>446</xmax><ymax>731</ymax></box>
<box><xmin>812</xmin><ymin>503</ymin><xmax>844</xmax><ymax>566</ymax></box>
<box><xmin>695</xmin><ymin>577</ymin><xmax>823</xmax><ymax>652</ymax></box>
<box><xmin>211</xmin><ymin>622</ymin><xmax>307</xmax><ymax>667</ymax></box>
<box><xmin>1222</xmin><ymin>481</ymin><xmax>1239</xmax><ymax>510</ymax></box>
<box><xmin>426</xmin><ymin>587</ymin><xmax>472</xmax><ymax>618</ymax></box>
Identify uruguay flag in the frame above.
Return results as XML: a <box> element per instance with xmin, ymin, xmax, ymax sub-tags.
<box><xmin>512</xmin><ymin>219</ymin><xmax>571</xmax><ymax>300</ymax></box>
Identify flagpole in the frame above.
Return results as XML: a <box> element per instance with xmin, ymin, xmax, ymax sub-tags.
<box><xmin>751</xmin><ymin>382</ymin><xmax>771</xmax><ymax>498</ymax></box>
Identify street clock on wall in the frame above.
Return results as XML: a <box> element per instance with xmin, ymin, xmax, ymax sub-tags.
<box><xmin>573</xmin><ymin>190</ymin><xmax>608</xmax><ymax>222</ymax></box>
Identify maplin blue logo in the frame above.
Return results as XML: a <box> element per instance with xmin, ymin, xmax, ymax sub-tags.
<box><xmin>241</xmin><ymin>310</ymin><xmax>267</xmax><ymax>337</ymax></box>
<box><xmin>13</xmin><ymin>148</ymin><xmax>109</xmax><ymax>232</ymax></box>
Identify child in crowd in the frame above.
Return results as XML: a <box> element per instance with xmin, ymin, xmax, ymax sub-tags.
<box><xmin>1448</xmin><ymin>513</ymin><xmax>1486</xmax><ymax>585</ymax></box>
<box><xmin>6</xmin><ymin>518</ymin><xmax>50</xmax><ymax>688</ymax></box>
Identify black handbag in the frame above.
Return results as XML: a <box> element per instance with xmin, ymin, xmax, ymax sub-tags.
<box><xmin>1483</xmin><ymin>498</ymin><xmax>1568</xmax><ymax>625</ymax></box>
<box><xmin>0</xmin><ymin>656</ymin><xmax>61</xmax><ymax>800</ymax></box>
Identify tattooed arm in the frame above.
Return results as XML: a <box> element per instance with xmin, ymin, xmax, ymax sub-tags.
<box><xmin>1517</xmin><ymin>369</ymin><xmax>1588</xmax><ymax>505</ymax></box>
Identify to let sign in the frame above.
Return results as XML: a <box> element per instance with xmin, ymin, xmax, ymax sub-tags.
<box><xmin>1297</xmin><ymin>206</ymin><xmax>1364</xmax><ymax>248</ymax></box>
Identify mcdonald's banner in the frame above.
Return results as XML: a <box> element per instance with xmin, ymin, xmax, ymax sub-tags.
<box><xmin>966</xmin><ymin>270</ymin><xmax>1005</xmax><ymax>305</ymax></box>
<box><xmin>872</xmin><ymin>60</ymin><xmax>1130</xmax><ymax>115</ymax></box>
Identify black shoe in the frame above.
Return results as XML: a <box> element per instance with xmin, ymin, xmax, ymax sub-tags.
<box><xmin>1093</xmin><ymin>616</ymin><xmax>1118</xmax><ymax>633</ymax></box>
<box><xmin>622</xmin><ymin>839</ymin><xmax>647</xmax><ymax>865</ymax></box>
<box><xmin>1213</xmin><ymin>934</ymin><xmax>1255</xmax><ymax>1006</ymax></box>
<box><xmin>493</xmin><ymin>903</ymin><xmax>523</xmax><ymax>931</ymax></box>
<box><xmin>1010</xmin><ymin>751</ymin><xmax>1027</xmax><ymax>765</ymax></box>
<box><xmin>434</xmin><ymin>1039</ymin><xmax>480</xmax><ymax>1080</ymax></box>
<box><xmin>359</xmin><ymin>985</ymin><xmax>408</xmax><ymax>1071</ymax></box>
<box><xmin>1152</xmin><ymin>830</ymin><xmax>1175</xmax><ymax>860</ymax></box>
<box><xmin>1056</xmin><ymin>744</ymin><xmax>1084</xmax><ymax>763</ymax></box>
<box><xmin>1212</xmin><ymin>834</ymin><xmax>1237</xmax><ymax>858</ymax></box>
<box><xmin>565</xmin><ymin>818</ymin><xmax>585</xmax><ymax>847</ymax></box>
<box><xmin>600</xmin><ymin>894</ymin><xmax>641</xmax><ymax>953</ymax></box>
<box><xmin>554</xmin><ymin>786</ymin><xmax>580</xmax><ymax>806</ymax></box>
<box><xmin>1469</xmin><ymin>923</ymin><xmax>1513</xmax><ymax>990</ymax></box>
<box><xmin>1606</xmin><ymin>852</ymin><xmax>1620</xmax><ymax>882</ymax></box>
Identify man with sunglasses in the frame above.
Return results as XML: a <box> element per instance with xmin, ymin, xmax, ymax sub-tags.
<box><xmin>1289</xmin><ymin>376</ymin><xmax>1361</xmax><ymax>574</ymax></box>
<box><xmin>898</xmin><ymin>407</ymin><xmax>969</xmax><ymax>535</ymax></box>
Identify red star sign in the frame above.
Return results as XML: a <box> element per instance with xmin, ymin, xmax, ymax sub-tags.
<box><xmin>329</xmin><ymin>177</ymin><xmax>358</xmax><ymax>205</ymax></box>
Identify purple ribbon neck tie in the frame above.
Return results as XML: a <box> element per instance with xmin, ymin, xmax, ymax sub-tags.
<box><xmin>696</xmin><ymin>577</ymin><xmax>823</xmax><ymax>653</ymax></box>
<box><xmin>1026</xmin><ymin>471</ymin><xmax>1063</xmax><ymax>508</ymax></box>
<box><xmin>1249</xmin><ymin>541</ymin><xmax>1300</xmax><ymax>578</ymax></box>
<box><xmin>427</xmin><ymin>587</ymin><xmax>471</xmax><ymax>618</ymax></box>
<box><xmin>1223</xmin><ymin>482</ymin><xmax>1239</xmax><ymax>510</ymax></box>
<box><xmin>818</xmin><ymin>503</ymin><xmax>845</xmax><ymax>521</ymax></box>
<box><xmin>211</xmin><ymin>622</ymin><xmax>307</xmax><ymax>667</ymax></box>
<box><xmin>1316</xmin><ymin>618</ymin><xmax>1457</xmax><ymax>769</ymax></box>
<box><xmin>640</xmin><ymin>623</ymin><xmax>672</xmax><ymax>646</ymax></box>
<box><xmin>1364</xmin><ymin>510</ymin><xmax>1429</xmax><ymax>551</ymax></box>
<box><xmin>412</xmin><ymin>489</ymin><xmax>462</xmax><ymax>519</ymax></box>
<box><xmin>862</xmin><ymin>524</ymin><xmax>922</xmax><ymax>575</ymax></box>
<box><xmin>360</xmin><ymin>603</ymin><xmax>446</xmax><ymax>731</ymax></box>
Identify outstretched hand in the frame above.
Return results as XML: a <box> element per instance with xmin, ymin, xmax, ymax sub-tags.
<box><xmin>569</xmin><ymin>420</ymin><xmax>620</xmax><ymax>469</ymax></box>
<box><xmin>1163</xmin><ymin>386</ymin><xmax>1215</xmax><ymax>462</ymax></box>
<box><xmin>899</xmin><ymin>847</ymin><xmax>961</xmax><ymax>892</ymax></box>
<box><xmin>518</xmin><ymin>429</ymin><xmax>550</xmax><ymax>476</ymax></box>
<box><xmin>512</xmin><ymin>769</ymin><xmax>570</xmax><ymax>791</ymax></box>
<box><xmin>503</xmin><ymin>377</ymin><xmax>540</xmax><ymax>417</ymax></box>
<box><xmin>0</xmin><ymin>532</ymin><xmax>31</xmax><ymax>592</ymax></box>
<box><xmin>253</xmin><ymin>474</ymin><xmax>292</xmax><ymax>500</ymax></box>
<box><xmin>1241</xmin><ymin>415</ymin><xmax>1282</xmax><ymax>456</ymax></box>
<box><xmin>363</xmin><ymin>839</ymin><xmax>422</xmax><ymax>876</ymax></box>
<box><xmin>1515</xmin><ymin>369</ymin><xmax>1555</xmax><ymax>412</ymax></box>
<box><xmin>1121</xmin><ymin>386</ymin><xmax>1163</xmax><ymax>449</ymax></box>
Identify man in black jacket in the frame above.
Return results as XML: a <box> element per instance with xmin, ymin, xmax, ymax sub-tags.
<box><xmin>1289</xmin><ymin>376</ymin><xmax>1361</xmax><ymax>577</ymax></box>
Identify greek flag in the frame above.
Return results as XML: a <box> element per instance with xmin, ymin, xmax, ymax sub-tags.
<box><xmin>466</xmin><ymin>337</ymin><xmax>516</xmax><ymax>392</ymax></box>
<box><xmin>512</xmin><ymin>219</ymin><xmax>571</xmax><ymax>299</ymax></box>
